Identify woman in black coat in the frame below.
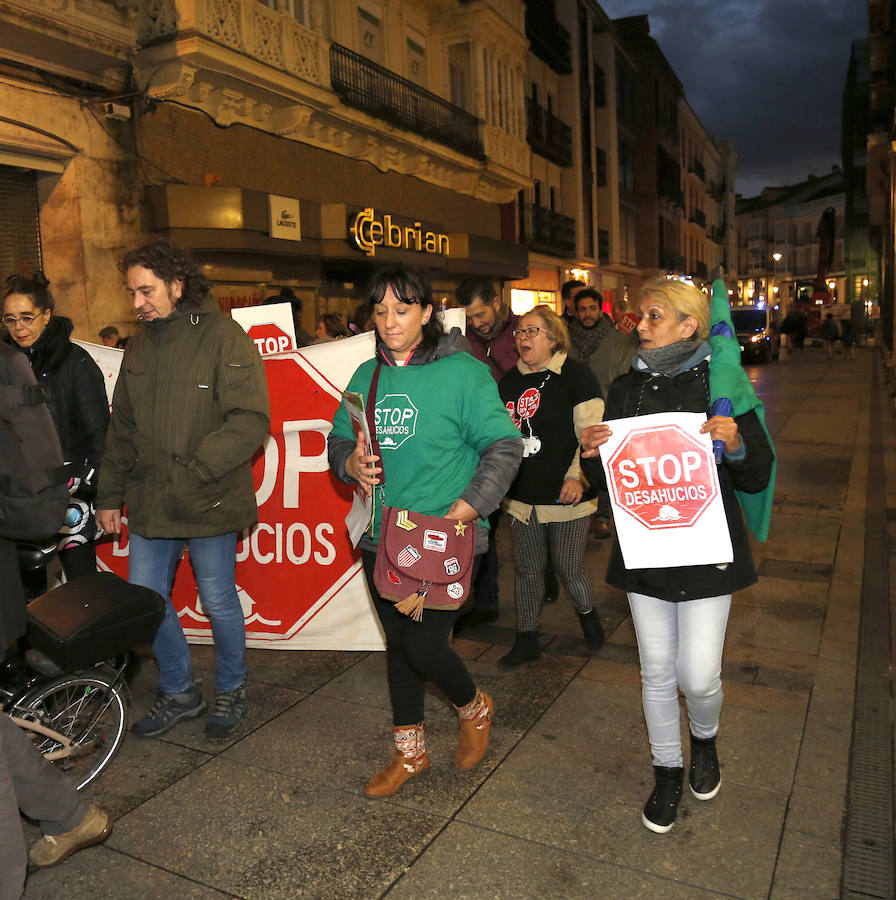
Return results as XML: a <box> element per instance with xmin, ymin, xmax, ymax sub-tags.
<box><xmin>580</xmin><ymin>277</ymin><xmax>774</xmax><ymax>835</ymax></box>
<box><xmin>3</xmin><ymin>273</ymin><xmax>109</xmax><ymax>585</ymax></box>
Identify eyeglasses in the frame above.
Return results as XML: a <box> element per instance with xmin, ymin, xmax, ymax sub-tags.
<box><xmin>512</xmin><ymin>326</ymin><xmax>545</xmax><ymax>339</ymax></box>
<box><xmin>2</xmin><ymin>313</ymin><xmax>40</xmax><ymax>327</ymax></box>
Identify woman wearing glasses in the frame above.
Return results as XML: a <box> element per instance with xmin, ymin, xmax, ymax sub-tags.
<box><xmin>497</xmin><ymin>305</ymin><xmax>606</xmax><ymax>667</ymax></box>
<box><xmin>3</xmin><ymin>274</ymin><xmax>109</xmax><ymax>584</ymax></box>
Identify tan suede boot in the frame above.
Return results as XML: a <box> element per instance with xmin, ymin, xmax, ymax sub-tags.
<box><xmin>364</xmin><ymin>722</ymin><xmax>430</xmax><ymax>798</ymax></box>
<box><xmin>455</xmin><ymin>689</ymin><xmax>494</xmax><ymax>771</ymax></box>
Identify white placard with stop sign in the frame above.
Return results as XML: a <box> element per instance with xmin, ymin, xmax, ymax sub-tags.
<box><xmin>231</xmin><ymin>302</ymin><xmax>298</xmax><ymax>355</ymax></box>
<box><xmin>600</xmin><ymin>411</ymin><xmax>733</xmax><ymax>569</ymax></box>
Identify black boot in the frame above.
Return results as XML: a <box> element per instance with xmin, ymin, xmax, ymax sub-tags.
<box><xmin>498</xmin><ymin>632</ymin><xmax>540</xmax><ymax>668</ymax></box>
<box><xmin>642</xmin><ymin>766</ymin><xmax>684</xmax><ymax>833</ymax></box>
<box><xmin>576</xmin><ymin>608</ymin><xmax>605</xmax><ymax>652</ymax></box>
<box><xmin>689</xmin><ymin>733</ymin><xmax>721</xmax><ymax>800</ymax></box>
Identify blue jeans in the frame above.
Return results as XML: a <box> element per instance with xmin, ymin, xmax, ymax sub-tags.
<box><xmin>128</xmin><ymin>532</ymin><xmax>247</xmax><ymax>694</ymax></box>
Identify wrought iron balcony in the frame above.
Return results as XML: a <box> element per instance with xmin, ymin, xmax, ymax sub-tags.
<box><xmin>695</xmin><ymin>260</ymin><xmax>708</xmax><ymax>279</ymax></box>
<box><xmin>524</xmin><ymin>0</ymin><xmax>572</xmax><ymax>75</ymax></box>
<box><xmin>526</xmin><ymin>99</ymin><xmax>573</xmax><ymax>167</ymax></box>
<box><xmin>659</xmin><ymin>249</ymin><xmax>686</xmax><ymax>272</ymax></box>
<box><xmin>519</xmin><ymin>203</ymin><xmax>575</xmax><ymax>256</ymax></box>
<box><xmin>689</xmin><ymin>209</ymin><xmax>707</xmax><ymax>229</ymax></box>
<box><xmin>689</xmin><ymin>160</ymin><xmax>706</xmax><ymax>181</ymax></box>
<box><xmin>330</xmin><ymin>44</ymin><xmax>484</xmax><ymax>160</ymax></box>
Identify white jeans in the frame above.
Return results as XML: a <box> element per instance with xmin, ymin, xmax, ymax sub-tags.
<box><xmin>628</xmin><ymin>591</ymin><xmax>731</xmax><ymax>768</ymax></box>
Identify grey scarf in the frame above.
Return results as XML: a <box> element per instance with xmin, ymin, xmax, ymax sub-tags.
<box><xmin>635</xmin><ymin>339</ymin><xmax>702</xmax><ymax>376</ymax></box>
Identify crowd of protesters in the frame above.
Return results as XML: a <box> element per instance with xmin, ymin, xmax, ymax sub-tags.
<box><xmin>1</xmin><ymin>245</ymin><xmax>781</xmax><ymax>897</ymax></box>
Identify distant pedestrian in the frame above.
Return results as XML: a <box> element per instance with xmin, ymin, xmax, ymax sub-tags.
<box><xmin>560</xmin><ymin>279</ymin><xmax>586</xmax><ymax>326</ymax></box>
<box><xmin>98</xmin><ymin>325</ymin><xmax>120</xmax><ymax>347</ymax></box>
<box><xmin>840</xmin><ymin>319</ymin><xmax>857</xmax><ymax>360</ymax></box>
<box><xmin>821</xmin><ymin>313</ymin><xmax>839</xmax><ymax>359</ymax></box>
<box><xmin>263</xmin><ymin>287</ymin><xmax>314</xmax><ymax>347</ymax></box>
<box><xmin>792</xmin><ymin>310</ymin><xmax>808</xmax><ymax>351</ymax></box>
<box><xmin>314</xmin><ymin>312</ymin><xmax>350</xmax><ymax>342</ymax></box>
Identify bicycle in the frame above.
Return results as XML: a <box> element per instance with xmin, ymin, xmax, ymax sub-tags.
<box><xmin>3</xmin><ymin>552</ymin><xmax>163</xmax><ymax>790</ymax></box>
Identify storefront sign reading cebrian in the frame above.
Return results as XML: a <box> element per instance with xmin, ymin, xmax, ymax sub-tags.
<box><xmin>350</xmin><ymin>207</ymin><xmax>450</xmax><ymax>257</ymax></box>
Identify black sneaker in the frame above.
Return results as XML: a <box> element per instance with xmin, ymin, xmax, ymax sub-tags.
<box><xmin>642</xmin><ymin>766</ymin><xmax>684</xmax><ymax>834</ymax></box>
<box><xmin>206</xmin><ymin>683</ymin><xmax>248</xmax><ymax>738</ymax></box>
<box><xmin>132</xmin><ymin>687</ymin><xmax>207</xmax><ymax>738</ymax></box>
<box><xmin>498</xmin><ymin>632</ymin><xmax>540</xmax><ymax>668</ymax></box>
<box><xmin>689</xmin><ymin>733</ymin><xmax>721</xmax><ymax>799</ymax></box>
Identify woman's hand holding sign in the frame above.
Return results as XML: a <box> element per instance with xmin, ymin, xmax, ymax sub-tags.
<box><xmin>699</xmin><ymin>416</ymin><xmax>741</xmax><ymax>454</ymax></box>
<box><xmin>346</xmin><ymin>431</ymin><xmax>381</xmax><ymax>496</ymax></box>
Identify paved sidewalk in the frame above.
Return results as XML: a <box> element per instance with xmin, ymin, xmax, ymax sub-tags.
<box><xmin>22</xmin><ymin>348</ymin><xmax>874</xmax><ymax>899</ymax></box>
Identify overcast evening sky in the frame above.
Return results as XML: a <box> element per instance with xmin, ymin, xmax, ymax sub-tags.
<box><xmin>599</xmin><ymin>0</ymin><xmax>868</xmax><ymax>198</ymax></box>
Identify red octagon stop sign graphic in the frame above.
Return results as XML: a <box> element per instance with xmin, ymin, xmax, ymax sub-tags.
<box><xmin>248</xmin><ymin>322</ymin><xmax>294</xmax><ymax>356</ymax></box>
<box><xmin>96</xmin><ymin>354</ymin><xmax>359</xmax><ymax>643</ymax></box>
<box><xmin>606</xmin><ymin>424</ymin><xmax>720</xmax><ymax>530</ymax></box>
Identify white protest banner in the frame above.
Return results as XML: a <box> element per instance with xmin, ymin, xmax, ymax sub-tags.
<box><xmin>74</xmin><ymin>340</ymin><xmax>123</xmax><ymax>407</ymax></box>
<box><xmin>231</xmin><ymin>302</ymin><xmax>298</xmax><ymax>355</ymax></box>
<box><xmin>599</xmin><ymin>411</ymin><xmax>733</xmax><ymax>569</ymax></box>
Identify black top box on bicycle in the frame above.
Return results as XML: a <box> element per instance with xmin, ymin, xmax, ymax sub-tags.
<box><xmin>27</xmin><ymin>572</ymin><xmax>165</xmax><ymax>671</ymax></box>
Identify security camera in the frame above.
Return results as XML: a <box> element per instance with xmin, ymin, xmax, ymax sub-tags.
<box><xmin>103</xmin><ymin>102</ymin><xmax>131</xmax><ymax>121</ymax></box>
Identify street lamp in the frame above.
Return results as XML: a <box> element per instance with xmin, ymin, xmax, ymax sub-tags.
<box><xmin>772</xmin><ymin>251</ymin><xmax>782</xmax><ymax>262</ymax></box>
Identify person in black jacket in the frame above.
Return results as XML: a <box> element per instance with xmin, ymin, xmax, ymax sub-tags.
<box><xmin>3</xmin><ymin>273</ymin><xmax>109</xmax><ymax>585</ymax></box>
<box><xmin>579</xmin><ymin>277</ymin><xmax>774</xmax><ymax>835</ymax></box>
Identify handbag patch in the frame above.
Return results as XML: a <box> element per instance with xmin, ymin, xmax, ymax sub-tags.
<box><xmin>446</xmin><ymin>582</ymin><xmax>464</xmax><ymax>599</ymax></box>
<box><xmin>397</xmin><ymin>545</ymin><xmax>421</xmax><ymax>567</ymax></box>
<box><xmin>423</xmin><ymin>529</ymin><xmax>447</xmax><ymax>552</ymax></box>
<box><xmin>444</xmin><ymin>556</ymin><xmax>460</xmax><ymax>576</ymax></box>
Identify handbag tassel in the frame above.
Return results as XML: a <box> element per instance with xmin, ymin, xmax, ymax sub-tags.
<box><xmin>395</xmin><ymin>582</ymin><xmax>429</xmax><ymax>622</ymax></box>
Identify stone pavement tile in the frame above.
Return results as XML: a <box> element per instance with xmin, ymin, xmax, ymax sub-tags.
<box><xmin>717</xmin><ymin>704</ymin><xmax>803</xmax><ymax>794</ymax></box>
<box><xmin>387</xmin><ymin>822</ymin><xmax>724</xmax><ymax>900</ymax></box>
<box><xmin>452</xmin><ymin>635</ymin><xmax>492</xmax><ymax>660</ymax></box>
<box><xmin>769</xmin><ymin>887</ymin><xmax>837</xmax><ymax>900</ymax></box>
<box><xmin>736</xmin><ymin>578</ymin><xmax>828</xmax><ymax>610</ymax></box>
<box><xmin>577</xmin><ymin>657</ymin><xmax>642</xmax><ymax>689</ymax></box>
<box><xmin>817</xmin><ymin>632</ymin><xmax>858</xmax><ymax>666</ymax></box>
<box><xmin>220</xmin><ymin>692</ymin><xmax>514</xmax><ymax>817</ymax></box>
<box><xmin>725</xmin><ymin>602</ymin><xmax>824</xmax><ymax>657</ymax></box>
<box><xmin>772</xmin><ymin>830</ymin><xmax>842</xmax><ymax>899</ymax></box>
<box><xmin>724</xmin><ymin>644</ymin><xmax>817</xmax><ymax>675</ymax></box>
<box><xmin>775</xmin><ymin>414</ymin><xmax>857</xmax><ymax>446</ymax></box>
<box><xmin>459</xmin><ymin>680</ymin><xmax>788</xmax><ymax>900</ymax></box>
<box><xmin>785</xmin><ymin>781</ymin><xmax>846</xmax><ymax>841</ymax></box>
<box><xmin>757</xmin><ymin>513</ymin><xmax>840</xmax><ymax>564</ymax></box>
<box><xmin>811</xmin><ymin>658</ymin><xmax>854</xmax><ymax>693</ymax></box>
<box><xmin>128</xmin><ymin>668</ymin><xmax>305</xmax><ymax>754</ymax></box>
<box><xmin>23</xmin><ymin>847</ymin><xmax>230</xmax><ymax>899</ymax></box>
<box><xmin>107</xmin><ymin>757</ymin><xmax>444</xmax><ymax>899</ymax></box>
<box><xmin>187</xmin><ymin>643</ymin><xmax>369</xmax><ymax>693</ymax></box>
<box><xmin>722</xmin><ymin>681</ymin><xmax>808</xmax><ymax>716</ymax></box>
<box><xmin>79</xmin><ymin>732</ymin><xmax>212</xmax><ymax>820</ymax></box>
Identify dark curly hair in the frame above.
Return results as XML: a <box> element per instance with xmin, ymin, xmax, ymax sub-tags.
<box><xmin>119</xmin><ymin>241</ymin><xmax>210</xmax><ymax>311</ymax></box>
<box><xmin>4</xmin><ymin>272</ymin><xmax>55</xmax><ymax>311</ymax></box>
<box><xmin>365</xmin><ymin>264</ymin><xmax>443</xmax><ymax>355</ymax></box>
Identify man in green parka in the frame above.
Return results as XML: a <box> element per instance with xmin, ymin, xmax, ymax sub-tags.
<box><xmin>97</xmin><ymin>241</ymin><xmax>270</xmax><ymax>739</ymax></box>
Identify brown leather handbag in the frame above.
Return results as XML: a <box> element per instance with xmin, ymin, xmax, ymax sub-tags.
<box><xmin>374</xmin><ymin>506</ymin><xmax>475</xmax><ymax>620</ymax></box>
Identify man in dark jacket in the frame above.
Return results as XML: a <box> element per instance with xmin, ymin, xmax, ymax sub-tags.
<box><xmin>456</xmin><ymin>277</ymin><xmax>519</xmax><ymax>382</ymax></box>
<box><xmin>97</xmin><ymin>241</ymin><xmax>270</xmax><ymax>739</ymax></box>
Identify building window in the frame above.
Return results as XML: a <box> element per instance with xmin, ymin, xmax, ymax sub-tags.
<box><xmin>593</xmin><ymin>63</ymin><xmax>606</xmax><ymax>107</ymax></box>
<box><xmin>598</xmin><ymin>228</ymin><xmax>609</xmax><ymax>262</ymax></box>
<box><xmin>595</xmin><ymin>147</ymin><xmax>607</xmax><ymax>187</ymax></box>
<box><xmin>618</xmin><ymin>138</ymin><xmax>635</xmax><ymax>191</ymax></box>
<box><xmin>258</xmin><ymin>0</ymin><xmax>307</xmax><ymax>26</ymax></box>
<box><xmin>0</xmin><ymin>166</ymin><xmax>42</xmax><ymax>277</ymax></box>
<box><xmin>406</xmin><ymin>31</ymin><xmax>426</xmax><ymax>85</ymax></box>
<box><xmin>357</xmin><ymin>4</ymin><xmax>384</xmax><ymax>63</ymax></box>
<box><xmin>449</xmin><ymin>43</ymin><xmax>472</xmax><ymax>112</ymax></box>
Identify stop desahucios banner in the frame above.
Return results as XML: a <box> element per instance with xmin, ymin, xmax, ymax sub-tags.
<box><xmin>599</xmin><ymin>411</ymin><xmax>733</xmax><ymax>569</ymax></box>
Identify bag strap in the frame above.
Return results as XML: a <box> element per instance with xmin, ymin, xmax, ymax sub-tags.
<box><xmin>365</xmin><ymin>359</ymin><xmax>385</xmax><ymax>487</ymax></box>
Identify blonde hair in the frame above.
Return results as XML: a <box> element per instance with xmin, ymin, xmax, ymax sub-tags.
<box><xmin>639</xmin><ymin>277</ymin><xmax>709</xmax><ymax>341</ymax></box>
<box><xmin>521</xmin><ymin>304</ymin><xmax>570</xmax><ymax>353</ymax></box>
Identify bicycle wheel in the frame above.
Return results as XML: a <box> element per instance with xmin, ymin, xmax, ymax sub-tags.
<box><xmin>17</xmin><ymin>673</ymin><xmax>127</xmax><ymax>790</ymax></box>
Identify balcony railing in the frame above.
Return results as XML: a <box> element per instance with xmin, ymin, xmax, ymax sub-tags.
<box><xmin>659</xmin><ymin>249</ymin><xmax>685</xmax><ymax>272</ymax></box>
<box><xmin>524</xmin><ymin>0</ymin><xmax>572</xmax><ymax>75</ymax></box>
<box><xmin>695</xmin><ymin>260</ymin><xmax>708</xmax><ymax>280</ymax></box>
<box><xmin>526</xmin><ymin>99</ymin><xmax>573</xmax><ymax>167</ymax></box>
<box><xmin>519</xmin><ymin>203</ymin><xmax>575</xmax><ymax>256</ymax></box>
<box><xmin>689</xmin><ymin>209</ymin><xmax>707</xmax><ymax>229</ymax></box>
<box><xmin>689</xmin><ymin>160</ymin><xmax>706</xmax><ymax>181</ymax></box>
<box><xmin>330</xmin><ymin>44</ymin><xmax>484</xmax><ymax>160</ymax></box>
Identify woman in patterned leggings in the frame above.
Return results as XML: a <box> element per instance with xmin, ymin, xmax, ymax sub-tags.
<box><xmin>498</xmin><ymin>305</ymin><xmax>607</xmax><ymax>667</ymax></box>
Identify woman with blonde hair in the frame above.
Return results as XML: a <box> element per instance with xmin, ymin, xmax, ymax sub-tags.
<box><xmin>497</xmin><ymin>305</ymin><xmax>607</xmax><ymax>666</ymax></box>
<box><xmin>580</xmin><ymin>277</ymin><xmax>774</xmax><ymax>834</ymax></box>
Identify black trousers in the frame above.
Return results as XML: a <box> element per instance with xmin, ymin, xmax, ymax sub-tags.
<box><xmin>362</xmin><ymin>549</ymin><xmax>477</xmax><ymax>725</ymax></box>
